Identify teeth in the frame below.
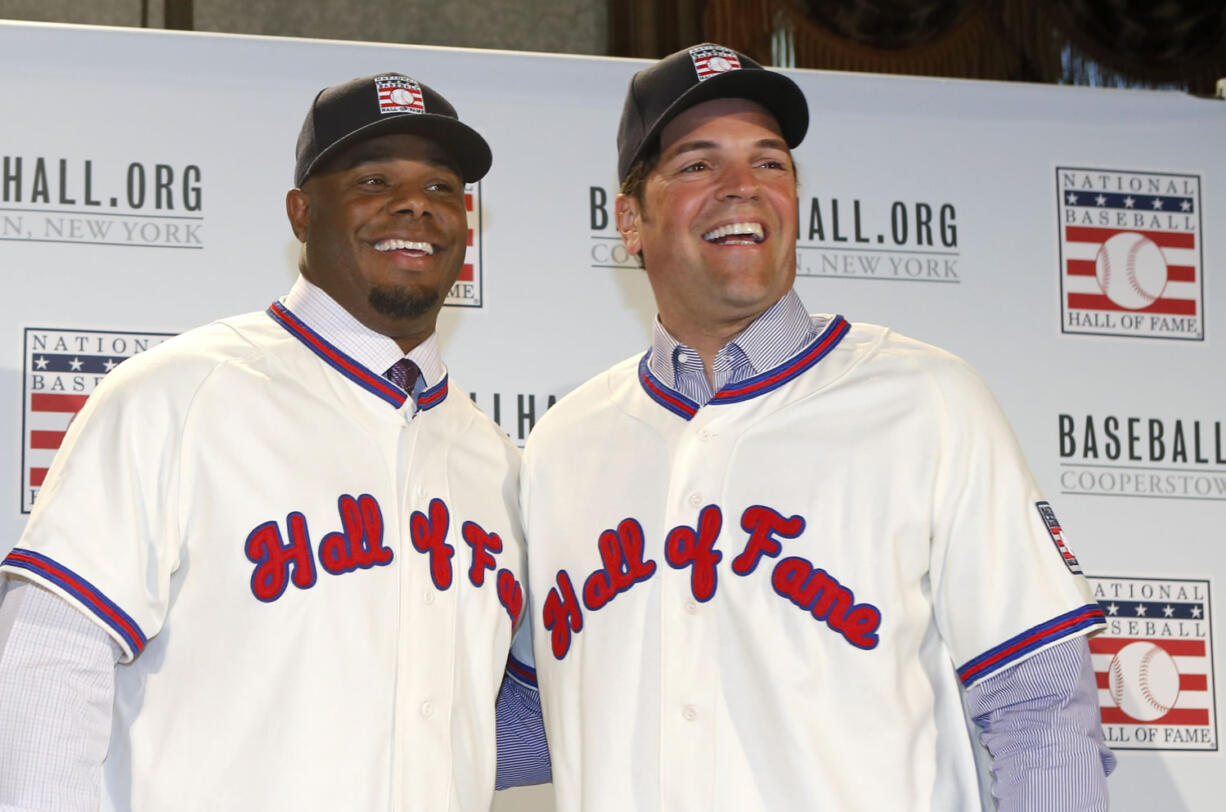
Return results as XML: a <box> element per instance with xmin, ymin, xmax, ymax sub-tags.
<box><xmin>374</xmin><ymin>239</ymin><xmax>434</xmax><ymax>254</ymax></box>
<box><xmin>702</xmin><ymin>222</ymin><xmax>764</xmax><ymax>243</ymax></box>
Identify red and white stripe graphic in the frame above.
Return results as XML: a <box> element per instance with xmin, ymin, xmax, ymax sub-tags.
<box><xmin>459</xmin><ymin>188</ymin><xmax>476</xmax><ymax>283</ymax></box>
<box><xmin>22</xmin><ymin>329</ymin><xmax>173</xmax><ymax>513</ymax></box>
<box><xmin>445</xmin><ymin>183</ymin><xmax>482</xmax><ymax>306</ymax></box>
<box><xmin>1091</xmin><ymin>636</ymin><xmax>1212</xmax><ymax>726</ymax></box>
<box><xmin>1064</xmin><ymin>225</ymin><xmax>1198</xmax><ymax>316</ymax></box>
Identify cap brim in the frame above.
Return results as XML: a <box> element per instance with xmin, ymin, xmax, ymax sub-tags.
<box><xmin>298</xmin><ymin>114</ymin><xmax>492</xmax><ymax>186</ymax></box>
<box><xmin>622</xmin><ymin>69</ymin><xmax>808</xmax><ymax>181</ymax></box>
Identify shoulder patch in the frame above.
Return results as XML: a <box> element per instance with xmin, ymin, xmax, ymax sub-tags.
<box><xmin>1036</xmin><ymin>501</ymin><xmax>1082</xmax><ymax>574</ymax></box>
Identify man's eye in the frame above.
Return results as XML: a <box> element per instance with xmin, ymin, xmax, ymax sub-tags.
<box><xmin>680</xmin><ymin>162</ymin><xmax>709</xmax><ymax>173</ymax></box>
<box><xmin>360</xmin><ymin>176</ymin><xmax>387</xmax><ymax>187</ymax></box>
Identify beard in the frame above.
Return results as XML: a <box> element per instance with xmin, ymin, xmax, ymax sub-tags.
<box><xmin>367</xmin><ymin>283</ymin><xmax>440</xmax><ymax>321</ymax></box>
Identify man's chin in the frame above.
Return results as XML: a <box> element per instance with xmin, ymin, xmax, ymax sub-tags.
<box><xmin>368</xmin><ymin>285</ymin><xmax>440</xmax><ymax>321</ymax></box>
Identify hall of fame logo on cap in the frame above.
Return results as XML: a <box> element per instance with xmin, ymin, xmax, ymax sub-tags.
<box><xmin>1089</xmin><ymin>575</ymin><xmax>1216</xmax><ymax>751</ymax></box>
<box><xmin>690</xmin><ymin>45</ymin><xmax>741</xmax><ymax>80</ymax></box>
<box><xmin>1056</xmin><ymin>168</ymin><xmax>1203</xmax><ymax>341</ymax></box>
<box><xmin>20</xmin><ymin>328</ymin><xmax>173</xmax><ymax>513</ymax></box>
<box><xmin>375</xmin><ymin>74</ymin><xmax>425</xmax><ymax>114</ymax></box>
<box><xmin>445</xmin><ymin>183</ymin><xmax>483</xmax><ymax>308</ymax></box>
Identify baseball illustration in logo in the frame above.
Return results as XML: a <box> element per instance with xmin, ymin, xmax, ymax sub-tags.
<box><xmin>1089</xmin><ymin>575</ymin><xmax>1216</xmax><ymax>751</ymax></box>
<box><xmin>1095</xmin><ymin>232</ymin><xmax>1167</xmax><ymax>310</ymax></box>
<box><xmin>1056</xmin><ymin>168</ymin><xmax>1203</xmax><ymax>340</ymax></box>
<box><xmin>22</xmin><ymin>328</ymin><xmax>174</xmax><ymax>513</ymax></box>
<box><xmin>1108</xmin><ymin>641</ymin><xmax>1181</xmax><ymax>722</ymax></box>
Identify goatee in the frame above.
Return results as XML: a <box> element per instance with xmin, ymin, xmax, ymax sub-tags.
<box><xmin>368</xmin><ymin>284</ymin><xmax>439</xmax><ymax>320</ymax></box>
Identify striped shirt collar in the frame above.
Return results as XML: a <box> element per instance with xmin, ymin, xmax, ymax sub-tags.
<box><xmin>281</xmin><ymin>275</ymin><xmax>446</xmax><ymax>392</ymax></box>
<box><xmin>647</xmin><ymin>288</ymin><xmax>826</xmax><ymax>406</ymax></box>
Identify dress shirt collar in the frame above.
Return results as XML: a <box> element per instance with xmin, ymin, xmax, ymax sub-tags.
<box><xmin>281</xmin><ymin>275</ymin><xmax>446</xmax><ymax>390</ymax></box>
<box><xmin>646</xmin><ymin>288</ymin><xmax>824</xmax><ymax>403</ymax></box>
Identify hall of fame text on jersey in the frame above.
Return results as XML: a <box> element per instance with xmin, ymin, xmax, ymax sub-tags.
<box><xmin>1089</xmin><ymin>575</ymin><xmax>1216</xmax><ymax>751</ymax></box>
<box><xmin>20</xmin><ymin>327</ymin><xmax>174</xmax><ymax>513</ymax></box>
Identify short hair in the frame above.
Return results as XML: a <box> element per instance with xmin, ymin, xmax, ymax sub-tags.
<box><xmin>618</xmin><ymin>147</ymin><xmax>659</xmax><ymax>206</ymax></box>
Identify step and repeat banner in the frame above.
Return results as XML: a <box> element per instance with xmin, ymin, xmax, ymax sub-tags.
<box><xmin>1</xmin><ymin>20</ymin><xmax>1222</xmax><ymax>811</ymax></box>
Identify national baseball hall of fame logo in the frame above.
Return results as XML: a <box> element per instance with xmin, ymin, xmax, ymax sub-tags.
<box><xmin>1089</xmin><ymin>575</ymin><xmax>1216</xmax><ymax>751</ymax></box>
<box><xmin>1056</xmin><ymin>168</ymin><xmax>1203</xmax><ymax>341</ymax></box>
<box><xmin>21</xmin><ymin>328</ymin><xmax>173</xmax><ymax>513</ymax></box>
<box><xmin>445</xmin><ymin>182</ymin><xmax>483</xmax><ymax>308</ymax></box>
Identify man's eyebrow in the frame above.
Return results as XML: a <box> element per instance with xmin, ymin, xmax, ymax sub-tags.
<box><xmin>663</xmin><ymin>137</ymin><xmax>790</xmax><ymax>158</ymax></box>
<box><xmin>333</xmin><ymin>146</ymin><xmax>457</xmax><ymax>173</ymax></box>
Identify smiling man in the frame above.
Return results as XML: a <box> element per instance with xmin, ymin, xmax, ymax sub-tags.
<box><xmin>517</xmin><ymin>45</ymin><xmax>1114</xmax><ymax>810</ymax></box>
<box><xmin>0</xmin><ymin>73</ymin><xmax>542</xmax><ymax>810</ymax></box>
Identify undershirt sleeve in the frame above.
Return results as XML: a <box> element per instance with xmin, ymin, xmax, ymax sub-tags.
<box><xmin>0</xmin><ymin>578</ymin><xmax>120</xmax><ymax>811</ymax></box>
<box><xmin>968</xmin><ymin>636</ymin><xmax>1114</xmax><ymax>810</ymax></box>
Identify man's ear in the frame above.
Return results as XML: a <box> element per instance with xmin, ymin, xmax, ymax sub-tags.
<box><xmin>286</xmin><ymin>187</ymin><xmax>310</xmax><ymax>243</ymax></box>
<box><xmin>615</xmin><ymin>193</ymin><xmax>642</xmax><ymax>258</ymax></box>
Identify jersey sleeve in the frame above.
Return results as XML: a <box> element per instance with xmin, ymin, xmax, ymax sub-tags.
<box><xmin>926</xmin><ymin>357</ymin><xmax>1104</xmax><ymax>688</ymax></box>
<box><xmin>1</xmin><ymin>354</ymin><xmax>193</xmax><ymax>662</ymax></box>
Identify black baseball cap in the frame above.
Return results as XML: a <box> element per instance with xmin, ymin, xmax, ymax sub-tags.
<box><xmin>616</xmin><ymin>43</ymin><xmax>809</xmax><ymax>183</ymax></box>
<box><xmin>294</xmin><ymin>72</ymin><xmax>492</xmax><ymax>186</ymax></box>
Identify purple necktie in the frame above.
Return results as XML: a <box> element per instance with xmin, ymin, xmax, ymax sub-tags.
<box><xmin>385</xmin><ymin>358</ymin><xmax>421</xmax><ymax>393</ymax></box>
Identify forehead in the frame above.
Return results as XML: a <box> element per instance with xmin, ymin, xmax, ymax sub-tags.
<box><xmin>658</xmin><ymin>98</ymin><xmax>786</xmax><ymax>155</ymax></box>
<box><xmin>315</xmin><ymin>132</ymin><xmax>459</xmax><ymax>177</ymax></box>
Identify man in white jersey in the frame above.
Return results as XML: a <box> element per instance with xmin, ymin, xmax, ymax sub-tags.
<box><xmin>518</xmin><ymin>44</ymin><xmax>1114</xmax><ymax>810</ymax></box>
<box><xmin>0</xmin><ymin>73</ymin><xmax>533</xmax><ymax>811</ymax></box>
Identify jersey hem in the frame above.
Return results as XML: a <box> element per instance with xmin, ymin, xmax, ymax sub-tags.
<box><xmin>506</xmin><ymin>653</ymin><xmax>538</xmax><ymax>690</ymax></box>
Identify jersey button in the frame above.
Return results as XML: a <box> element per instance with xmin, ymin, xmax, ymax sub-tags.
<box><xmin>697</xmin><ymin>428</ymin><xmax>712</xmax><ymax>441</ymax></box>
<box><xmin>687</xmin><ymin>492</ymin><xmax>702</xmax><ymax>508</ymax></box>
<box><xmin>682</xmin><ymin>704</ymin><xmax>698</xmax><ymax>722</ymax></box>
<box><xmin>424</xmin><ymin>590</ymin><xmax>436</xmax><ymax>605</ymax></box>
<box><xmin>420</xmin><ymin>700</ymin><xmax>435</xmax><ymax>718</ymax></box>
<box><xmin>685</xmin><ymin>598</ymin><xmax>699</xmax><ymax>614</ymax></box>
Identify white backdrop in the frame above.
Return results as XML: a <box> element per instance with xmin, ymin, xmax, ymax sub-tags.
<box><xmin>1</xmin><ymin>20</ymin><xmax>1222</xmax><ymax>811</ymax></box>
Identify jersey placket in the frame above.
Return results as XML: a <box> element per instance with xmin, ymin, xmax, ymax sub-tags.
<box><xmin>391</xmin><ymin>406</ymin><xmax>457</xmax><ymax>811</ymax></box>
<box><xmin>658</xmin><ymin>406</ymin><xmax>727</xmax><ymax>812</ymax></box>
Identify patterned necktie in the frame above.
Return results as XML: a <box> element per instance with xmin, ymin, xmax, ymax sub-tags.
<box><xmin>385</xmin><ymin>358</ymin><xmax>421</xmax><ymax>393</ymax></box>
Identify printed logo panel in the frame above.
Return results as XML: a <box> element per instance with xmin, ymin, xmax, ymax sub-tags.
<box><xmin>374</xmin><ymin>74</ymin><xmax>425</xmax><ymax>115</ymax></box>
<box><xmin>21</xmin><ymin>328</ymin><xmax>173</xmax><ymax>513</ymax></box>
<box><xmin>445</xmin><ymin>182</ymin><xmax>482</xmax><ymax>308</ymax></box>
<box><xmin>690</xmin><ymin>45</ymin><xmax>742</xmax><ymax>81</ymax></box>
<box><xmin>1057</xmin><ymin>168</ymin><xmax>1203</xmax><ymax>340</ymax></box>
<box><xmin>1090</xmin><ymin>575</ymin><xmax>1216</xmax><ymax>751</ymax></box>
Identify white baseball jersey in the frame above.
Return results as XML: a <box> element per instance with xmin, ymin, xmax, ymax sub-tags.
<box><xmin>520</xmin><ymin>316</ymin><xmax>1104</xmax><ymax>812</ymax></box>
<box><xmin>1</xmin><ymin>303</ymin><xmax>525</xmax><ymax>812</ymax></box>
